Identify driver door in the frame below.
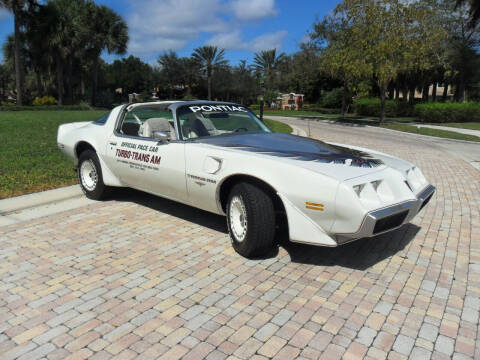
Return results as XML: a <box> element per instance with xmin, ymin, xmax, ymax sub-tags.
<box><xmin>103</xmin><ymin>106</ymin><xmax>187</xmax><ymax>203</ymax></box>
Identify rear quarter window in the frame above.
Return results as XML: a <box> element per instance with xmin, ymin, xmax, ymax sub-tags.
<box><xmin>93</xmin><ymin>112</ymin><xmax>110</xmax><ymax>125</ymax></box>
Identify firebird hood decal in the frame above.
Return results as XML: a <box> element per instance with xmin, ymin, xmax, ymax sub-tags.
<box><xmin>191</xmin><ymin>133</ymin><xmax>384</xmax><ymax>168</ymax></box>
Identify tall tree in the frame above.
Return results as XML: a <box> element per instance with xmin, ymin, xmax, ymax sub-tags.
<box><xmin>252</xmin><ymin>49</ymin><xmax>286</xmax><ymax>91</ymax></box>
<box><xmin>312</xmin><ymin>11</ymin><xmax>370</xmax><ymax>117</ymax></box>
<box><xmin>107</xmin><ymin>55</ymin><xmax>152</xmax><ymax>96</ymax></box>
<box><xmin>0</xmin><ymin>0</ymin><xmax>29</xmax><ymax>105</ymax></box>
<box><xmin>85</xmin><ymin>3</ymin><xmax>128</xmax><ymax>106</ymax></box>
<box><xmin>456</xmin><ymin>0</ymin><xmax>480</xmax><ymax>27</ymax></box>
<box><xmin>314</xmin><ymin>0</ymin><xmax>446</xmax><ymax>123</ymax></box>
<box><xmin>158</xmin><ymin>51</ymin><xmax>184</xmax><ymax>98</ymax></box>
<box><xmin>443</xmin><ymin>0</ymin><xmax>480</xmax><ymax>101</ymax></box>
<box><xmin>192</xmin><ymin>45</ymin><xmax>228</xmax><ymax>100</ymax></box>
<box><xmin>24</xmin><ymin>1</ymin><xmax>52</xmax><ymax>98</ymax></box>
<box><xmin>43</xmin><ymin>0</ymin><xmax>88</xmax><ymax>105</ymax></box>
<box><xmin>232</xmin><ymin>60</ymin><xmax>258</xmax><ymax>104</ymax></box>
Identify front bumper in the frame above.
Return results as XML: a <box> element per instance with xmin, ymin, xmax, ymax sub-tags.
<box><xmin>336</xmin><ymin>184</ymin><xmax>435</xmax><ymax>244</ymax></box>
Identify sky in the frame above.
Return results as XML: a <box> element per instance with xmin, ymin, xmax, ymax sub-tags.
<box><xmin>0</xmin><ymin>0</ymin><xmax>341</xmax><ymax>66</ymax></box>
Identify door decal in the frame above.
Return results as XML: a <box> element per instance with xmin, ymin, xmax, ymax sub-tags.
<box><xmin>114</xmin><ymin>141</ymin><xmax>162</xmax><ymax>171</ymax></box>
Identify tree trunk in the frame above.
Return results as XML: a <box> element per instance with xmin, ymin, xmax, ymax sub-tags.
<box><xmin>35</xmin><ymin>70</ymin><xmax>44</xmax><ymax>97</ymax></box>
<box><xmin>395</xmin><ymin>88</ymin><xmax>400</xmax><ymax>101</ymax></box>
<box><xmin>379</xmin><ymin>85</ymin><xmax>387</xmax><ymax>124</ymax></box>
<box><xmin>56</xmin><ymin>59</ymin><xmax>64</xmax><ymax>105</ymax></box>
<box><xmin>341</xmin><ymin>80</ymin><xmax>347</xmax><ymax>119</ymax></box>
<box><xmin>402</xmin><ymin>86</ymin><xmax>408</xmax><ymax>102</ymax></box>
<box><xmin>67</xmin><ymin>58</ymin><xmax>73</xmax><ymax>104</ymax></box>
<box><xmin>91</xmin><ymin>56</ymin><xmax>99</xmax><ymax>107</ymax></box>
<box><xmin>80</xmin><ymin>77</ymin><xmax>85</xmax><ymax>98</ymax></box>
<box><xmin>207</xmin><ymin>66</ymin><xmax>212</xmax><ymax>100</ymax></box>
<box><xmin>13</xmin><ymin>7</ymin><xmax>24</xmax><ymax>105</ymax></box>
<box><xmin>456</xmin><ymin>75</ymin><xmax>466</xmax><ymax>103</ymax></box>
<box><xmin>409</xmin><ymin>85</ymin><xmax>416</xmax><ymax>104</ymax></box>
<box><xmin>442</xmin><ymin>82</ymin><xmax>448</xmax><ymax>101</ymax></box>
<box><xmin>432</xmin><ymin>83</ymin><xmax>437</xmax><ymax>102</ymax></box>
<box><xmin>422</xmin><ymin>84</ymin><xmax>429</xmax><ymax>102</ymax></box>
<box><xmin>388</xmin><ymin>83</ymin><xmax>394</xmax><ymax>100</ymax></box>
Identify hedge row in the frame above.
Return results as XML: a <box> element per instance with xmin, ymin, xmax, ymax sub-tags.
<box><xmin>353</xmin><ymin>98</ymin><xmax>415</xmax><ymax>117</ymax></box>
<box><xmin>0</xmin><ymin>104</ymin><xmax>93</xmax><ymax>111</ymax></box>
<box><xmin>415</xmin><ymin>102</ymin><xmax>480</xmax><ymax>123</ymax></box>
<box><xmin>354</xmin><ymin>98</ymin><xmax>480</xmax><ymax>122</ymax></box>
<box><xmin>303</xmin><ymin>106</ymin><xmax>340</xmax><ymax>114</ymax></box>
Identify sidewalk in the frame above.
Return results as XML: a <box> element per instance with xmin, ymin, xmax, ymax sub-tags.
<box><xmin>410</xmin><ymin>123</ymin><xmax>480</xmax><ymax>137</ymax></box>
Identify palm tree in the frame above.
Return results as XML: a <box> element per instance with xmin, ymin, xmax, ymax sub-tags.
<box><xmin>24</xmin><ymin>2</ymin><xmax>53</xmax><ymax>98</ymax></box>
<box><xmin>85</xmin><ymin>3</ymin><xmax>128</xmax><ymax>106</ymax></box>
<box><xmin>456</xmin><ymin>0</ymin><xmax>480</xmax><ymax>28</ymax></box>
<box><xmin>0</xmin><ymin>0</ymin><xmax>29</xmax><ymax>105</ymax></box>
<box><xmin>43</xmin><ymin>0</ymin><xmax>86</xmax><ymax>105</ymax></box>
<box><xmin>192</xmin><ymin>45</ymin><xmax>228</xmax><ymax>100</ymax></box>
<box><xmin>253</xmin><ymin>48</ymin><xmax>286</xmax><ymax>89</ymax></box>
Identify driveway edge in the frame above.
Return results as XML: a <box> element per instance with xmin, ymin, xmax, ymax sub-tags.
<box><xmin>0</xmin><ymin>185</ymin><xmax>83</xmax><ymax>215</ymax></box>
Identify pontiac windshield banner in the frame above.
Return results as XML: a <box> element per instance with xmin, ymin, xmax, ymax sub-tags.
<box><xmin>115</xmin><ymin>141</ymin><xmax>161</xmax><ymax>171</ymax></box>
<box><xmin>189</xmin><ymin>105</ymin><xmax>248</xmax><ymax>113</ymax></box>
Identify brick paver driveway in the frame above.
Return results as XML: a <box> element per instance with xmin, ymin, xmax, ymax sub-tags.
<box><xmin>1</xmin><ymin>122</ymin><xmax>479</xmax><ymax>360</ymax></box>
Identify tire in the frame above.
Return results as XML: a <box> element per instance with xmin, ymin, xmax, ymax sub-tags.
<box><xmin>226</xmin><ymin>182</ymin><xmax>276</xmax><ymax>258</ymax></box>
<box><xmin>77</xmin><ymin>150</ymin><xmax>109</xmax><ymax>200</ymax></box>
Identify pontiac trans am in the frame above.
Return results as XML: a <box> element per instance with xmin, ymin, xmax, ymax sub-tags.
<box><xmin>57</xmin><ymin>101</ymin><xmax>435</xmax><ymax>257</ymax></box>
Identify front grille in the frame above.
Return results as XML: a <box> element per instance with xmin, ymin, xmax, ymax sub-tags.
<box><xmin>419</xmin><ymin>193</ymin><xmax>433</xmax><ymax>211</ymax></box>
<box><xmin>373</xmin><ymin>210</ymin><xmax>409</xmax><ymax>234</ymax></box>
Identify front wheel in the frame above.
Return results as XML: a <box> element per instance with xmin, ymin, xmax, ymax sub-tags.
<box><xmin>226</xmin><ymin>182</ymin><xmax>276</xmax><ymax>258</ymax></box>
<box><xmin>78</xmin><ymin>150</ymin><xmax>109</xmax><ymax>200</ymax></box>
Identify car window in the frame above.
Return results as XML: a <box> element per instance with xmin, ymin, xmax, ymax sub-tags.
<box><xmin>177</xmin><ymin>104</ymin><xmax>270</xmax><ymax>140</ymax></box>
<box><xmin>93</xmin><ymin>112</ymin><xmax>110</xmax><ymax>125</ymax></box>
<box><xmin>119</xmin><ymin>106</ymin><xmax>176</xmax><ymax>140</ymax></box>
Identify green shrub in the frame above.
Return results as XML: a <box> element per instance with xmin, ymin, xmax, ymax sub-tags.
<box><xmin>319</xmin><ymin>88</ymin><xmax>344</xmax><ymax>109</ymax></box>
<box><xmin>414</xmin><ymin>102</ymin><xmax>480</xmax><ymax>123</ymax></box>
<box><xmin>33</xmin><ymin>96</ymin><xmax>57</xmax><ymax>106</ymax></box>
<box><xmin>0</xmin><ymin>104</ymin><xmax>93</xmax><ymax>111</ymax></box>
<box><xmin>354</xmin><ymin>98</ymin><xmax>414</xmax><ymax>117</ymax></box>
<box><xmin>303</xmin><ymin>105</ymin><xmax>339</xmax><ymax>114</ymax></box>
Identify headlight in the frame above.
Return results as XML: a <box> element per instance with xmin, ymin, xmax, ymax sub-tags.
<box><xmin>352</xmin><ymin>179</ymin><xmax>394</xmax><ymax>204</ymax></box>
<box><xmin>353</xmin><ymin>183</ymin><xmax>365</xmax><ymax>196</ymax></box>
<box><xmin>371</xmin><ymin>180</ymin><xmax>382</xmax><ymax>191</ymax></box>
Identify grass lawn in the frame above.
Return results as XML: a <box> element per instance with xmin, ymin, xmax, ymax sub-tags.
<box><xmin>0</xmin><ymin>110</ymin><xmax>107</xmax><ymax>199</ymax></box>
<box><xmin>0</xmin><ymin>111</ymin><xmax>292</xmax><ymax>199</ymax></box>
<box><xmin>264</xmin><ymin>118</ymin><xmax>293</xmax><ymax>133</ymax></box>
<box><xmin>381</xmin><ymin>123</ymin><xmax>480</xmax><ymax>142</ymax></box>
<box><xmin>428</xmin><ymin>122</ymin><xmax>480</xmax><ymax>131</ymax></box>
<box><xmin>259</xmin><ymin>109</ymin><xmax>332</xmax><ymax>117</ymax></box>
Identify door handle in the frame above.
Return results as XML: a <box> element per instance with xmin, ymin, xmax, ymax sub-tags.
<box><xmin>109</xmin><ymin>141</ymin><xmax>117</xmax><ymax>146</ymax></box>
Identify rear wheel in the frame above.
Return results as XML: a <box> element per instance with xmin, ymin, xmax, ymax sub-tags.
<box><xmin>78</xmin><ymin>150</ymin><xmax>109</xmax><ymax>200</ymax></box>
<box><xmin>226</xmin><ymin>182</ymin><xmax>276</xmax><ymax>258</ymax></box>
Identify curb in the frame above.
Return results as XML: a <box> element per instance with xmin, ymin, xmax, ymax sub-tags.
<box><xmin>366</xmin><ymin>124</ymin><xmax>480</xmax><ymax>145</ymax></box>
<box><xmin>408</xmin><ymin>123</ymin><xmax>480</xmax><ymax>138</ymax></box>
<box><xmin>0</xmin><ymin>185</ymin><xmax>83</xmax><ymax>215</ymax></box>
<box><xmin>290</xmin><ymin>125</ymin><xmax>308</xmax><ymax>137</ymax></box>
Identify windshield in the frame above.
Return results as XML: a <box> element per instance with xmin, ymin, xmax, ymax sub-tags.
<box><xmin>177</xmin><ymin>104</ymin><xmax>270</xmax><ymax>140</ymax></box>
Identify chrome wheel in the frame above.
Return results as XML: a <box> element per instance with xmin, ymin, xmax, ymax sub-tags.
<box><xmin>229</xmin><ymin>195</ymin><xmax>247</xmax><ymax>242</ymax></box>
<box><xmin>80</xmin><ymin>160</ymin><xmax>98</xmax><ymax>191</ymax></box>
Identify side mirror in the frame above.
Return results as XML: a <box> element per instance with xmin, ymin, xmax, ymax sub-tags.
<box><xmin>153</xmin><ymin>131</ymin><xmax>170</xmax><ymax>143</ymax></box>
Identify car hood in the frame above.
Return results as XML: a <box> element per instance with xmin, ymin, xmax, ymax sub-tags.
<box><xmin>192</xmin><ymin>132</ymin><xmax>385</xmax><ymax>166</ymax></box>
<box><xmin>190</xmin><ymin>132</ymin><xmax>405</xmax><ymax>181</ymax></box>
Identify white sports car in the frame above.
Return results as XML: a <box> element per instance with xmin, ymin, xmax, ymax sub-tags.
<box><xmin>57</xmin><ymin>101</ymin><xmax>435</xmax><ymax>257</ymax></box>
